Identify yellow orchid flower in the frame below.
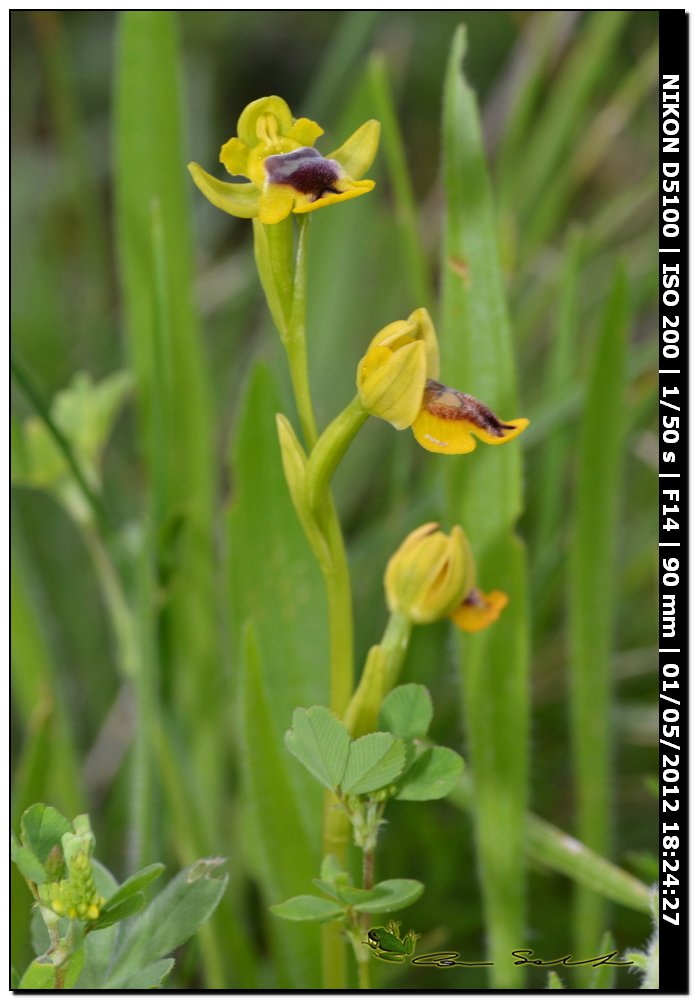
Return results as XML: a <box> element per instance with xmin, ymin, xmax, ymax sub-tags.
<box><xmin>385</xmin><ymin>522</ymin><xmax>508</xmax><ymax>633</ymax></box>
<box><xmin>188</xmin><ymin>95</ymin><xmax>380</xmax><ymax>225</ymax></box>
<box><xmin>357</xmin><ymin>308</ymin><xmax>528</xmax><ymax>454</ymax></box>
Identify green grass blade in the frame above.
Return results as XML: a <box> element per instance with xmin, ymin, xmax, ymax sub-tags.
<box><xmin>115</xmin><ymin>5</ymin><xmax>223</xmax><ymax>828</ymax></box>
<box><xmin>503</xmin><ymin>11</ymin><xmax>628</xmax><ymax>224</ymax></box>
<box><xmin>568</xmin><ymin>263</ymin><xmax>629</xmax><ymax>956</ymax></box>
<box><xmin>227</xmin><ymin>362</ymin><xmax>328</xmax><ymax>841</ymax></box>
<box><xmin>493</xmin><ymin>12</ymin><xmax>575</xmax><ymax>180</ymax></box>
<box><xmin>240</xmin><ymin>624</ymin><xmax>321</xmax><ymax>988</ymax></box>
<box><xmin>441</xmin><ymin>26</ymin><xmax>529</xmax><ymax>988</ymax></box>
<box><xmin>303</xmin><ymin>11</ymin><xmax>381</xmax><ymax>122</ymax></box>
<box><xmin>11</xmin><ymin>547</ymin><xmax>84</xmax><ymax>819</ymax></box>
<box><xmin>524</xmin><ymin>38</ymin><xmax>659</xmax><ymax>251</ymax></box>
<box><xmin>367</xmin><ymin>54</ymin><xmax>432</xmax><ymax>311</ymax></box>
<box><xmin>449</xmin><ymin>777</ymin><xmax>651</xmax><ymax>915</ymax></box>
<box><xmin>530</xmin><ymin>230</ymin><xmax>582</xmax><ymax>614</ymax></box>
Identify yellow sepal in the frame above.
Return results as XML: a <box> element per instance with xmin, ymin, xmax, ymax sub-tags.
<box><xmin>357</xmin><ymin>340</ymin><xmax>427</xmax><ymax>430</ymax></box>
<box><xmin>329</xmin><ymin>119</ymin><xmax>381</xmax><ymax>180</ymax></box>
<box><xmin>187</xmin><ymin>163</ymin><xmax>259</xmax><ymax>218</ymax></box>
<box><xmin>237</xmin><ymin>95</ymin><xmax>293</xmax><ymax>147</ymax></box>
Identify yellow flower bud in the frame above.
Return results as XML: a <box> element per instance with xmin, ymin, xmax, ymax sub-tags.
<box><xmin>357</xmin><ymin>309</ymin><xmax>439</xmax><ymax>429</ymax></box>
<box><xmin>384</xmin><ymin>523</ymin><xmax>471</xmax><ymax>625</ymax></box>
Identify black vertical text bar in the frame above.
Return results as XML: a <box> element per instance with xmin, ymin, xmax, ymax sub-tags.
<box><xmin>659</xmin><ymin>10</ymin><xmax>688</xmax><ymax>994</ymax></box>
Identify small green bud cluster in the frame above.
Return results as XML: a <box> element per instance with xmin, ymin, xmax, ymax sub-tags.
<box><xmin>37</xmin><ymin>818</ymin><xmax>106</xmax><ymax>923</ymax></box>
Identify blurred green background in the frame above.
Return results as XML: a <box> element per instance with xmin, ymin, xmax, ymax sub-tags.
<box><xmin>11</xmin><ymin>10</ymin><xmax>658</xmax><ymax>989</ymax></box>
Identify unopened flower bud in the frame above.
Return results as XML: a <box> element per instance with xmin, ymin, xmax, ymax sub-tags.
<box><xmin>384</xmin><ymin>523</ymin><xmax>471</xmax><ymax>625</ymax></box>
<box><xmin>357</xmin><ymin>309</ymin><xmax>439</xmax><ymax>429</ymax></box>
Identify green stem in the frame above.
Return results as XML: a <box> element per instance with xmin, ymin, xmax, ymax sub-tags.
<box><xmin>80</xmin><ymin>523</ymin><xmax>137</xmax><ymax>680</ymax></box>
<box><xmin>357</xmin><ymin>951</ymin><xmax>371</xmax><ymax>990</ymax></box>
<box><xmin>306</xmin><ymin>395</ymin><xmax>368</xmax><ymax>513</ymax></box>
<box><xmin>344</xmin><ymin>611</ymin><xmax>412</xmax><ymax>737</ymax></box>
<box><xmin>284</xmin><ymin>217</ymin><xmax>318</xmax><ymax>449</ymax></box>
<box><xmin>261</xmin><ymin>213</ymin><xmax>356</xmax><ymax>988</ymax></box>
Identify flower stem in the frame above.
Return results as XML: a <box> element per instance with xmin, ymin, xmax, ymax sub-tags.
<box><xmin>284</xmin><ymin>216</ymin><xmax>318</xmax><ymax>449</ymax></box>
<box><xmin>265</xmin><ymin>214</ymin><xmax>357</xmax><ymax>989</ymax></box>
<box><xmin>306</xmin><ymin>395</ymin><xmax>368</xmax><ymax>512</ymax></box>
<box><xmin>344</xmin><ymin>611</ymin><xmax>412</xmax><ymax>737</ymax></box>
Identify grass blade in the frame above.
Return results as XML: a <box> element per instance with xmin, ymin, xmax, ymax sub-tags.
<box><xmin>568</xmin><ymin>263</ymin><xmax>629</xmax><ymax>956</ymax></box>
<box><xmin>367</xmin><ymin>54</ymin><xmax>433</xmax><ymax>311</ymax></box>
<box><xmin>440</xmin><ymin>26</ymin><xmax>529</xmax><ymax>987</ymax></box>
<box><xmin>502</xmin><ymin>11</ymin><xmax>629</xmax><ymax>226</ymax></box>
<box><xmin>240</xmin><ymin>625</ymin><xmax>321</xmax><ymax>988</ymax></box>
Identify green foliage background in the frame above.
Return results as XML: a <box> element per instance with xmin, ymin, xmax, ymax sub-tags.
<box><xmin>11</xmin><ymin>10</ymin><xmax>658</xmax><ymax>990</ymax></box>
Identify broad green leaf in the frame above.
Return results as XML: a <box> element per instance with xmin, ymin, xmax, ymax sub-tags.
<box><xmin>106</xmin><ymin>860</ymin><xmax>227</xmax><ymax>984</ymax></box>
<box><xmin>547</xmin><ymin>971</ymin><xmax>565</xmax><ymax>989</ymax></box>
<box><xmin>11</xmin><ymin>839</ymin><xmax>47</xmax><ymax>884</ymax></box>
<box><xmin>285</xmin><ymin>707</ymin><xmax>350</xmax><ymax>791</ymax></box>
<box><xmin>441</xmin><ymin>26</ymin><xmax>529</xmax><ymax>988</ymax></box>
<box><xmin>311</xmin><ymin>879</ymin><xmax>344</xmax><ymax>903</ymax></box>
<box><xmin>102</xmin><ymin>862</ymin><xmax>165</xmax><ymax>910</ymax></box>
<box><xmin>19</xmin><ymin>948</ymin><xmax>83</xmax><ymax>990</ymax></box>
<box><xmin>270</xmin><ymin>895</ymin><xmax>345</xmax><ymax>923</ymax></box>
<box><xmin>395</xmin><ymin>746</ymin><xmax>464</xmax><ymax>801</ymax></box>
<box><xmin>339</xmin><ymin>879</ymin><xmax>424</xmax><ymax>914</ymax></box>
<box><xmin>340</xmin><ymin>733</ymin><xmax>406</xmax><ymax>795</ymax></box>
<box><xmin>568</xmin><ymin>263</ymin><xmax>629</xmax><ymax>956</ymax></box>
<box><xmin>20</xmin><ymin>804</ymin><xmax>71</xmax><ymax>864</ymax></box>
<box><xmin>18</xmin><ymin>959</ymin><xmax>56</xmax><ymax>990</ymax></box>
<box><xmin>228</xmin><ymin>363</ymin><xmax>328</xmax><ymax>844</ymax></box>
<box><xmin>238</xmin><ymin>624</ymin><xmax>321</xmax><ymax>988</ymax></box>
<box><xmin>89</xmin><ymin>892</ymin><xmax>146</xmax><ymax>930</ymax></box>
<box><xmin>378</xmin><ymin>684</ymin><xmax>433</xmax><ymax>740</ymax></box>
<box><xmin>115</xmin><ymin>7</ymin><xmax>223</xmax><ymax>865</ymax></box>
<box><xmin>108</xmin><ymin>958</ymin><xmax>175</xmax><ymax>990</ymax></box>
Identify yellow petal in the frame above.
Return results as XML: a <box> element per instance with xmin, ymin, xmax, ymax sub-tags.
<box><xmin>257</xmin><ymin>184</ymin><xmax>295</xmax><ymax>224</ymax></box>
<box><xmin>288</xmin><ymin>117</ymin><xmax>324</xmax><ymax>146</ymax></box>
<box><xmin>292</xmin><ymin>178</ymin><xmax>375</xmax><ymax>214</ymax></box>
<box><xmin>450</xmin><ymin>589</ymin><xmax>508</xmax><ymax>632</ymax></box>
<box><xmin>237</xmin><ymin>96</ymin><xmax>293</xmax><ymax>146</ymax></box>
<box><xmin>219</xmin><ymin>136</ymin><xmax>249</xmax><ymax>176</ymax></box>
<box><xmin>412</xmin><ymin>381</ymin><xmax>529</xmax><ymax>455</ymax></box>
<box><xmin>187</xmin><ymin>163</ymin><xmax>259</xmax><ymax>218</ymax></box>
<box><xmin>328</xmin><ymin>119</ymin><xmax>381</xmax><ymax>179</ymax></box>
